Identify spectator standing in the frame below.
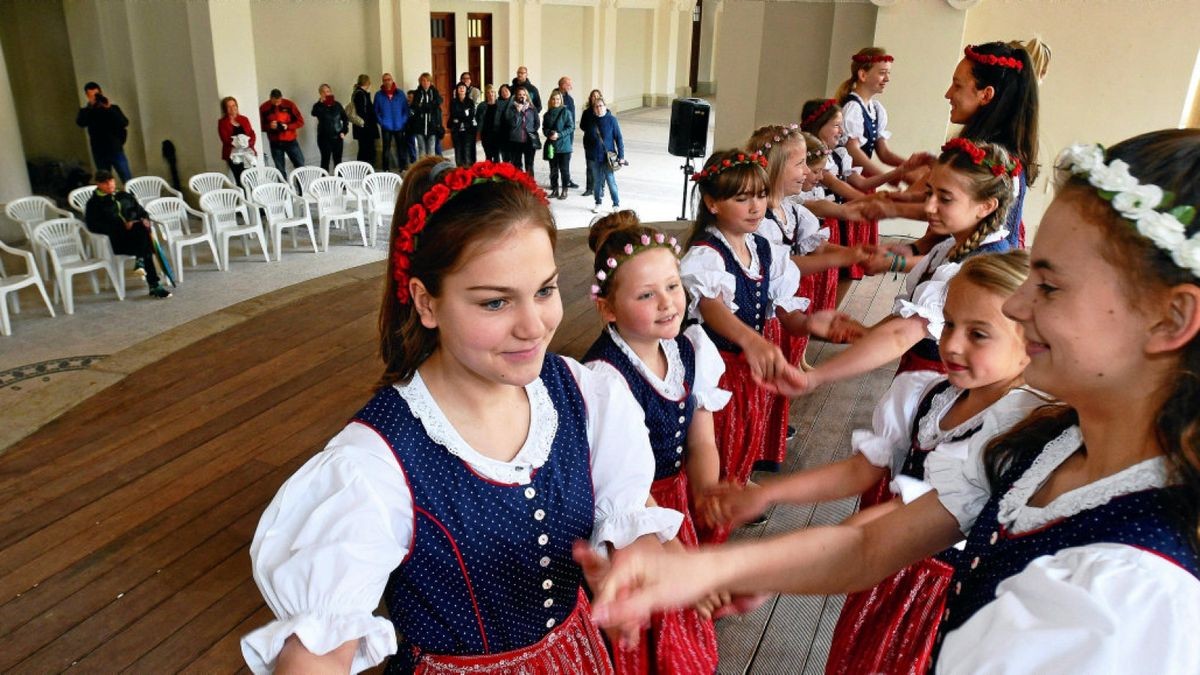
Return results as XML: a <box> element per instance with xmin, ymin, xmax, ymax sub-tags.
<box><xmin>457</xmin><ymin>71</ymin><xmax>482</xmax><ymax>106</ymax></box>
<box><xmin>512</xmin><ymin>66</ymin><xmax>542</xmax><ymax>111</ymax></box>
<box><xmin>311</xmin><ymin>84</ymin><xmax>349</xmax><ymax>172</ymax></box>
<box><xmin>542</xmin><ymin>89</ymin><xmax>574</xmax><ymax>199</ymax></box>
<box><xmin>75</xmin><ymin>82</ymin><xmax>132</xmax><ymax>182</ymax></box>
<box><xmin>557</xmin><ymin>76</ymin><xmax>581</xmax><ymax>189</ymax></box>
<box><xmin>448</xmin><ymin>83</ymin><xmax>478</xmax><ymax>167</ymax></box>
<box><xmin>259</xmin><ymin>88</ymin><xmax>306</xmax><ymax>173</ymax></box>
<box><xmin>408</xmin><ymin>73</ymin><xmax>443</xmax><ymax>158</ymax></box>
<box><xmin>506</xmin><ymin>86</ymin><xmax>540</xmax><ymax>177</ymax></box>
<box><xmin>217</xmin><ymin>96</ymin><xmax>257</xmax><ymax>187</ymax></box>
<box><xmin>374</xmin><ymin>73</ymin><xmax>409</xmax><ymax>172</ymax></box>
<box><xmin>578</xmin><ymin>88</ymin><xmax>604</xmax><ymax>196</ymax></box>
<box><xmin>493</xmin><ymin>84</ymin><xmax>514</xmax><ymax>163</ymax></box>
<box><xmin>349</xmin><ymin>74</ymin><xmax>379</xmax><ymax>166</ymax></box>
<box><xmin>84</xmin><ymin>170</ymin><xmax>170</xmax><ymax>298</ymax></box>
<box><xmin>587</xmin><ymin>98</ymin><xmax>624</xmax><ymax>213</ymax></box>
<box><xmin>477</xmin><ymin>85</ymin><xmax>503</xmax><ymax>163</ymax></box>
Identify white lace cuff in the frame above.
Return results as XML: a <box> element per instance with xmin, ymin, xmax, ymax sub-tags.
<box><xmin>889</xmin><ymin>475</ymin><xmax>934</xmax><ymax>504</ymax></box>
<box><xmin>241</xmin><ymin>611</ymin><xmax>397</xmax><ymax>674</ymax></box>
<box><xmin>893</xmin><ymin>262</ymin><xmax>960</xmax><ymax>340</ymax></box>
<box><xmin>683</xmin><ymin>270</ymin><xmax>738</xmax><ymax>319</ymax></box>
<box><xmin>591</xmin><ymin>506</ymin><xmax>683</xmax><ymax>551</ymax></box>
<box><xmin>794</xmin><ymin>229</ymin><xmax>829</xmax><ymax>255</ymax></box>
<box><xmin>774</xmin><ymin>295</ymin><xmax>811</xmax><ymax>314</ymax></box>
<box><xmin>694</xmin><ymin>386</ymin><xmax>731</xmax><ymax>412</ymax></box>
<box><xmin>851</xmin><ymin>429</ymin><xmax>898</xmax><ymax>471</ymax></box>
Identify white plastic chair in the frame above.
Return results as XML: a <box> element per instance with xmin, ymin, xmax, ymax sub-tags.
<box><xmin>288</xmin><ymin>166</ymin><xmax>328</xmax><ymax>216</ymax></box>
<box><xmin>32</xmin><ymin>218</ymin><xmax>123</xmax><ymax>314</ymax></box>
<box><xmin>334</xmin><ymin>161</ymin><xmax>374</xmax><ymax>207</ymax></box>
<box><xmin>362</xmin><ymin>172</ymin><xmax>401</xmax><ymax>247</ymax></box>
<box><xmin>68</xmin><ymin>186</ymin><xmax>95</xmax><ymax>216</ymax></box>
<box><xmin>188</xmin><ymin>172</ymin><xmax>237</xmax><ymax>198</ymax></box>
<box><xmin>0</xmin><ymin>240</ymin><xmax>56</xmax><ymax>336</ymax></box>
<box><xmin>5</xmin><ymin>196</ymin><xmax>72</xmax><ymax>272</ymax></box>
<box><xmin>240</xmin><ymin>166</ymin><xmax>287</xmax><ymax>197</ymax></box>
<box><xmin>199</xmin><ymin>189</ymin><xmax>270</xmax><ymax>269</ymax></box>
<box><xmin>125</xmin><ymin>176</ymin><xmax>184</xmax><ymax>206</ymax></box>
<box><xmin>145</xmin><ymin>197</ymin><xmax>221</xmax><ymax>281</ymax></box>
<box><xmin>252</xmin><ymin>184</ymin><xmax>318</xmax><ymax>261</ymax></box>
<box><xmin>83</xmin><ymin>229</ymin><xmax>140</xmax><ymax>296</ymax></box>
<box><xmin>308</xmin><ymin>177</ymin><xmax>368</xmax><ymax>251</ymax></box>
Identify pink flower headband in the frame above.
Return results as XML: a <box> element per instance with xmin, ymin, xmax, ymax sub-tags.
<box><xmin>759</xmin><ymin>123</ymin><xmax>801</xmax><ymax>152</ymax></box>
<box><xmin>964</xmin><ymin>45</ymin><xmax>1023</xmax><ymax>72</ymax></box>
<box><xmin>691</xmin><ymin>152</ymin><xmax>769</xmax><ymax>183</ymax></box>
<box><xmin>591</xmin><ymin>232</ymin><xmax>682</xmax><ymax>299</ymax></box>
<box><xmin>393</xmin><ymin>161</ymin><xmax>548</xmax><ymax>304</ymax></box>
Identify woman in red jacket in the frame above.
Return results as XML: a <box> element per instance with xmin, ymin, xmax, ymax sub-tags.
<box><xmin>218</xmin><ymin>96</ymin><xmax>257</xmax><ymax>187</ymax></box>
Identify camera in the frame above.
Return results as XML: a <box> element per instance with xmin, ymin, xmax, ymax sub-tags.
<box><xmin>94</xmin><ymin>94</ymin><xmax>108</xmax><ymax>106</ymax></box>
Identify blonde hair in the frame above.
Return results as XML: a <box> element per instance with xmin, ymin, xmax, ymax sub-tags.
<box><xmin>745</xmin><ymin>125</ymin><xmax>804</xmax><ymax>202</ymax></box>
<box><xmin>1009</xmin><ymin>36</ymin><xmax>1052</xmax><ymax>82</ymax></box>
<box><xmin>955</xmin><ymin>249</ymin><xmax>1030</xmax><ymax>298</ymax></box>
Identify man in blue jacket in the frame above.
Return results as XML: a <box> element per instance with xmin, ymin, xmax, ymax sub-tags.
<box><xmin>373</xmin><ymin>73</ymin><xmax>410</xmax><ymax>171</ymax></box>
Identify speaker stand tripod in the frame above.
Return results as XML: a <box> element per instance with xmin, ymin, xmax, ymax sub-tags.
<box><xmin>677</xmin><ymin>154</ymin><xmax>697</xmax><ymax>221</ymax></box>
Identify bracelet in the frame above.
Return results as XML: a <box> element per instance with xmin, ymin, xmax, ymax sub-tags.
<box><xmin>894</xmin><ymin>255</ymin><xmax>906</xmax><ymax>280</ymax></box>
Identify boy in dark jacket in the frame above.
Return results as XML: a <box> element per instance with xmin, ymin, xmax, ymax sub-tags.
<box><xmin>84</xmin><ymin>171</ymin><xmax>171</xmax><ymax>298</ymax></box>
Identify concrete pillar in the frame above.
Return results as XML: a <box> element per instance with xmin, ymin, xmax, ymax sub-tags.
<box><xmin>395</xmin><ymin>0</ymin><xmax>432</xmax><ymax>88</ymax></box>
<box><xmin>712</xmin><ymin>0</ymin><xmax>764</xmax><ymax>148</ymax></box>
<box><xmin>695</xmin><ymin>0</ymin><xmax>720</xmax><ymax>95</ymax></box>
<box><xmin>0</xmin><ymin>33</ymin><xmax>32</xmax><ymax>209</ymax></box>
<box><xmin>506</xmin><ymin>0</ymin><xmax>543</xmax><ymax>85</ymax></box>
<box><xmin>367</xmin><ymin>0</ymin><xmax>397</xmax><ymax>78</ymax></box>
<box><xmin>583</xmin><ymin>0</ymin><xmax>619</xmax><ymax>107</ymax></box>
<box><xmin>648</xmin><ymin>0</ymin><xmax>693</xmax><ymax>106</ymax></box>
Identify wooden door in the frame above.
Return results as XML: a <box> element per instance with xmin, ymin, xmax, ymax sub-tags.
<box><xmin>430</xmin><ymin>12</ymin><xmax>456</xmax><ymax>148</ymax></box>
<box><xmin>688</xmin><ymin>0</ymin><xmax>702</xmax><ymax>93</ymax></box>
<box><xmin>467</xmin><ymin>13</ymin><xmax>494</xmax><ymax>89</ymax></box>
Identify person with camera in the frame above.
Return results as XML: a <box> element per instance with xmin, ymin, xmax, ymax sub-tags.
<box><xmin>587</xmin><ymin>98</ymin><xmax>625</xmax><ymax>213</ymax></box>
<box><xmin>75</xmin><ymin>82</ymin><xmax>132</xmax><ymax>183</ymax></box>
<box><xmin>84</xmin><ymin>170</ymin><xmax>171</xmax><ymax>299</ymax></box>
<box><xmin>505</xmin><ymin>86</ymin><xmax>540</xmax><ymax>178</ymax></box>
<box><xmin>259</xmin><ymin>88</ymin><xmax>306</xmax><ymax>173</ymax></box>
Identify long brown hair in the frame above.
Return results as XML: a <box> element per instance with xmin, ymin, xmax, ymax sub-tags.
<box><xmin>378</xmin><ymin>157</ymin><xmax>557</xmax><ymax>387</ymax></box>
<box><xmin>935</xmin><ymin>140</ymin><xmax>1015</xmax><ymax>262</ymax></box>
<box><xmin>958</xmin><ymin>42</ymin><xmax>1040</xmax><ymax>185</ymax></box>
<box><xmin>687</xmin><ymin>149</ymin><xmax>769</xmax><ymax>246</ymax></box>
<box><xmin>985</xmin><ymin>129</ymin><xmax>1200</xmax><ymax>551</ymax></box>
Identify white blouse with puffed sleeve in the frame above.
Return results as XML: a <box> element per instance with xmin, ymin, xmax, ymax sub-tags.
<box><xmin>679</xmin><ymin>227</ymin><xmax>808</xmax><ymax>321</ymax></box>
<box><xmin>586</xmin><ymin>324</ymin><xmax>731</xmax><ymax>412</ymax></box>
<box><xmin>240</xmin><ymin>357</ymin><xmax>682</xmax><ymax>674</ymax></box>
<box><xmin>892</xmin><ymin>229</ymin><xmax>1008</xmax><ymax>340</ymax></box>
<box><xmin>927</xmin><ymin>424</ymin><xmax>1200</xmax><ymax>674</ymax></box>
<box><xmin>841</xmin><ymin>93</ymin><xmax>892</xmax><ymax>148</ymax></box>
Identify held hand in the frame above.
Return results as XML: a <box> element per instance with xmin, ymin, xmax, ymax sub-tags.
<box><xmin>706</xmin><ymin>482</ymin><xmax>769</xmax><ymax>529</ymax></box>
<box><xmin>577</xmin><ymin>541</ymin><xmax>714</xmax><ymax>632</ymax></box>
<box><xmin>742</xmin><ymin>336</ymin><xmax>786</xmax><ymax>384</ymax></box>
<box><xmin>900</xmin><ymin>151</ymin><xmax>935</xmax><ymax>173</ymax></box>
<box><xmin>709</xmin><ymin>593</ymin><xmax>771</xmax><ymax>620</ymax></box>
<box><xmin>808</xmin><ymin>310</ymin><xmax>867</xmax><ymax>344</ymax></box>
<box><xmin>756</xmin><ymin>362</ymin><xmax>814</xmax><ymax>398</ymax></box>
<box><xmin>574</xmin><ymin>541</ymin><xmax>647</xmax><ymax>647</ymax></box>
<box><xmin>861</xmin><ymin>249</ymin><xmax>893</xmax><ymax>276</ymax></box>
<box><xmin>854</xmin><ymin>197</ymin><xmax>890</xmax><ymax>221</ymax></box>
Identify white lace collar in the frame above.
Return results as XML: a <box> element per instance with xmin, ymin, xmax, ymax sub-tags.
<box><xmin>706</xmin><ymin>226</ymin><xmax>762</xmax><ymax>276</ymax></box>
<box><xmin>393</xmin><ymin>370</ymin><xmax>558</xmax><ymax>485</ymax></box>
<box><xmin>998</xmin><ymin>425</ymin><xmax>1170</xmax><ymax>533</ymax></box>
<box><xmin>915</xmin><ymin>380</ymin><xmax>986</xmax><ymax>449</ymax></box>
<box><xmin>605</xmin><ymin>325</ymin><xmax>687</xmax><ymax>399</ymax></box>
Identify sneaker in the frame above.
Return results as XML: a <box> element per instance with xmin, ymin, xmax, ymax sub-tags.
<box><xmin>567</xmin><ymin>182</ymin><xmax>580</xmax><ymax>189</ymax></box>
<box><xmin>786</xmin><ymin>425</ymin><xmax>797</xmax><ymax>441</ymax></box>
<box><xmin>557</xmin><ymin>190</ymin><xmax>568</xmax><ymax>200</ymax></box>
<box><xmin>591</xmin><ymin>204</ymin><xmax>604</xmax><ymax>214</ymax></box>
<box><xmin>133</xmin><ymin>259</ymin><xmax>147</xmax><ymax>278</ymax></box>
<box><xmin>582</xmin><ymin>189</ymin><xmax>593</xmax><ymax>197</ymax></box>
<box><xmin>149</xmin><ymin>285</ymin><xmax>172</xmax><ymax>299</ymax></box>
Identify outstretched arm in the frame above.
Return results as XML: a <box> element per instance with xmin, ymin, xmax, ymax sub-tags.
<box><xmin>805</xmin><ymin>315</ymin><xmax>928</xmax><ymax>390</ymax></box>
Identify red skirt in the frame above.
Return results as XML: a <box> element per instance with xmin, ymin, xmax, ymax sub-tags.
<box><xmin>414</xmin><ymin>589</ymin><xmax>613</xmax><ymax>674</ymax></box>
<box><xmin>840</xmin><ymin>217</ymin><xmax>878</xmax><ymax>281</ymax></box>
<box><xmin>815</xmin><ymin>217</ymin><xmax>841</xmax><ymax>312</ymax></box>
<box><xmin>824</xmin><ymin>557</ymin><xmax>955</xmax><ymax>675</ymax></box>
<box><xmin>614</xmin><ymin>473</ymin><xmax>719</xmax><ymax>675</ymax></box>
<box><xmin>699</xmin><ymin>340</ymin><xmax>776</xmax><ymax>544</ymax></box>
<box><xmin>760</xmin><ymin>318</ymin><xmax>790</xmax><ymax>468</ymax></box>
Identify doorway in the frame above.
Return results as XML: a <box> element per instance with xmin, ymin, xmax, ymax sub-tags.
<box><xmin>430</xmin><ymin>12</ymin><xmax>456</xmax><ymax>148</ymax></box>
<box><xmin>468</xmin><ymin>13</ymin><xmax>494</xmax><ymax>90</ymax></box>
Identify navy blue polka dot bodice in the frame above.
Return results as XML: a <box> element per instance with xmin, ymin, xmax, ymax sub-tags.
<box><xmin>935</xmin><ymin>432</ymin><xmax>1200</xmax><ymax>651</ymax></box>
<box><xmin>583</xmin><ymin>330</ymin><xmax>696</xmax><ymax>481</ymax></box>
<box><xmin>899</xmin><ymin>380</ymin><xmax>979</xmax><ymax>481</ymax></box>
<box><xmin>842</xmin><ymin>94</ymin><xmax>878</xmax><ymax>158</ymax></box>
<box><xmin>691</xmin><ymin>231</ymin><xmax>773</xmax><ymax>354</ymax></box>
<box><xmin>353</xmin><ymin>354</ymin><xmax>595</xmax><ymax>657</ymax></box>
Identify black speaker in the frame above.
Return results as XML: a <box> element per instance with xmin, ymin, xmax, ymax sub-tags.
<box><xmin>668</xmin><ymin>98</ymin><xmax>710</xmax><ymax>158</ymax></box>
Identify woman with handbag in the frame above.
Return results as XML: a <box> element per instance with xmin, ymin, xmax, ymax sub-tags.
<box><xmin>579</xmin><ymin>89</ymin><xmax>604</xmax><ymax>196</ymax></box>
<box><xmin>587</xmin><ymin>98</ymin><xmax>624</xmax><ymax>214</ymax></box>
<box><xmin>506</xmin><ymin>86</ymin><xmax>540</xmax><ymax>178</ymax></box>
<box><xmin>541</xmin><ymin>89</ymin><xmax>574</xmax><ymax>199</ymax></box>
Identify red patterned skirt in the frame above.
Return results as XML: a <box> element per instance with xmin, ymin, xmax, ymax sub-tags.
<box><xmin>414</xmin><ymin>589</ymin><xmax>613</xmax><ymax>674</ymax></box>
<box><xmin>614</xmin><ymin>472</ymin><xmax>720</xmax><ymax>675</ymax></box>
<box><xmin>823</xmin><ymin>556</ymin><xmax>955</xmax><ymax>675</ymax></box>
<box><xmin>699</xmin><ymin>336</ymin><xmax>778</xmax><ymax>544</ymax></box>
<box><xmin>760</xmin><ymin>318</ymin><xmax>790</xmax><ymax>468</ymax></box>
<box><xmin>840</xmin><ymin>216</ymin><xmax>878</xmax><ymax>280</ymax></box>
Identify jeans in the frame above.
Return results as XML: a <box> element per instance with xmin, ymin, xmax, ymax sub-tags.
<box><xmin>592</xmin><ymin>159</ymin><xmax>618</xmax><ymax>206</ymax></box>
<box><xmin>509</xmin><ymin>141</ymin><xmax>535</xmax><ymax>177</ymax></box>
<box><xmin>95</xmin><ymin>150</ymin><xmax>132</xmax><ymax>183</ymax></box>
<box><xmin>317</xmin><ymin>136</ymin><xmax>343</xmax><ymax>172</ymax></box>
<box><xmin>549</xmin><ymin>152</ymin><xmax>571</xmax><ymax>190</ymax></box>
<box><xmin>414</xmin><ymin>133</ymin><xmax>438</xmax><ymax>157</ymax></box>
<box><xmin>269</xmin><ymin>140</ymin><xmax>305</xmax><ymax>173</ymax></box>
<box><xmin>452</xmin><ymin>131</ymin><xmax>476</xmax><ymax>166</ymax></box>
<box><xmin>380</xmin><ymin>128</ymin><xmax>406</xmax><ymax>171</ymax></box>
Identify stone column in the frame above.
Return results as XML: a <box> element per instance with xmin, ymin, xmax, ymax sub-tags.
<box><xmin>0</xmin><ymin>33</ymin><xmax>32</xmax><ymax>209</ymax></box>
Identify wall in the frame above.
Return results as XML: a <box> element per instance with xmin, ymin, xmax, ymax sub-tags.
<box><xmin>251</xmin><ymin>0</ymin><xmax>372</xmax><ymax>165</ymax></box>
<box><xmin>429</xmin><ymin>0</ymin><xmax>511</xmax><ymax>91</ymax></box>
<box><xmin>612</xmin><ymin>9</ymin><xmax>651</xmax><ymax>111</ymax></box>
<box><xmin>540</xmin><ymin>4</ymin><xmax>587</xmax><ymax>94</ymax></box>
<box><xmin>756</xmin><ymin>2</ymin><xmax>835</xmax><ymax>127</ymax></box>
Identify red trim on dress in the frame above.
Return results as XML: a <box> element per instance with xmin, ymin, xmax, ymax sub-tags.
<box><xmin>414</xmin><ymin>505</ymin><xmax>492</xmax><ymax>653</ymax></box>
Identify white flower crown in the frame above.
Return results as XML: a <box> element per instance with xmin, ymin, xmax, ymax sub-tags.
<box><xmin>1057</xmin><ymin>143</ymin><xmax>1198</xmax><ymax>276</ymax></box>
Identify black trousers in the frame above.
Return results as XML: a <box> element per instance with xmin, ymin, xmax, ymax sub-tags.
<box><xmin>452</xmin><ymin>131</ymin><xmax>477</xmax><ymax>166</ymax></box>
<box><xmin>356</xmin><ymin>134</ymin><xmax>377</xmax><ymax>166</ymax></box>
<box><xmin>508</xmin><ymin>140</ymin><xmax>535</xmax><ymax>177</ymax></box>
<box><xmin>318</xmin><ymin>136</ymin><xmax>344</xmax><ymax>172</ymax></box>
<box><xmin>106</xmin><ymin>222</ymin><xmax>160</xmax><ymax>286</ymax></box>
<box><xmin>548</xmin><ymin>152</ymin><xmax>572</xmax><ymax>189</ymax></box>
<box><xmin>380</xmin><ymin>129</ymin><xmax>407</xmax><ymax>171</ymax></box>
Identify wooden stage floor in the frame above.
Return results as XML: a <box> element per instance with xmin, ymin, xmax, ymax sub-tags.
<box><xmin>0</xmin><ymin>224</ymin><xmax>901</xmax><ymax>674</ymax></box>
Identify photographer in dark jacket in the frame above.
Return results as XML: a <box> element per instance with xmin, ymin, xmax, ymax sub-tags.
<box><xmin>76</xmin><ymin>82</ymin><xmax>132</xmax><ymax>182</ymax></box>
<box><xmin>311</xmin><ymin>84</ymin><xmax>349</xmax><ymax>172</ymax></box>
<box><xmin>350</xmin><ymin>74</ymin><xmax>379</xmax><ymax>166</ymax></box>
<box><xmin>84</xmin><ymin>170</ymin><xmax>171</xmax><ymax>298</ymax></box>
<box><xmin>449</xmin><ymin>83</ymin><xmax>477</xmax><ymax>166</ymax></box>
